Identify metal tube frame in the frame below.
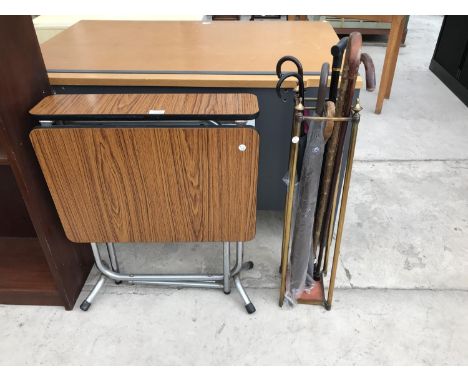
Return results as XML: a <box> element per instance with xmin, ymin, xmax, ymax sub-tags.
<box><xmin>106</xmin><ymin>242</ymin><xmax>120</xmax><ymax>272</ymax></box>
<box><xmin>302</xmin><ymin>116</ymin><xmax>352</xmax><ymax>122</ymax></box>
<box><xmin>223</xmin><ymin>242</ymin><xmax>231</xmax><ymax>294</ymax></box>
<box><xmin>279</xmin><ymin>92</ymin><xmax>304</xmax><ymax>307</ymax></box>
<box><xmin>80</xmin><ymin>241</ymin><xmax>256</xmax><ymax>313</ymax></box>
<box><xmin>278</xmin><ymin>100</ymin><xmax>362</xmax><ymax>310</ymax></box>
<box><xmin>324</xmin><ymin>102</ymin><xmax>361</xmax><ymax>310</ymax></box>
<box><xmin>77</xmin><ymin>116</ymin><xmax>258</xmax><ymax>313</ymax></box>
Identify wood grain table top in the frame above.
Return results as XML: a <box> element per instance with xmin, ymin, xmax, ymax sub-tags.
<box><xmin>30</xmin><ymin>127</ymin><xmax>259</xmax><ymax>242</ymax></box>
<box><xmin>30</xmin><ymin>93</ymin><xmax>259</xmax><ymax>120</ymax></box>
<box><xmin>40</xmin><ymin>20</ymin><xmax>360</xmax><ymax>88</ymax></box>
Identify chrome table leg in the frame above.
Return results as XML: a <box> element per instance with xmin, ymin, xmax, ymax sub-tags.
<box><xmin>223</xmin><ymin>242</ymin><xmax>231</xmax><ymax>294</ymax></box>
<box><xmin>106</xmin><ymin>243</ymin><xmax>120</xmax><ymax>272</ymax></box>
<box><xmin>81</xmin><ymin>241</ymin><xmax>256</xmax><ymax>314</ymax></box>
<box><xmin>233</xmin><ymin>242</ymin><xmax>256</xmax><ymax>314</ymax></box>
<box><xmin>106</xmin><ymin>243</ymin><xmax>122</xmax><ymax>284</ymax></box>
<box><xmin>80</xmin><ymin>274</ymin><xmax>106</xmax><ymax>311</ymax></box>
<box><xmin>231</xmin><ymin>242</ymin><xmax>254</xmax><ymax>277</ymax></box>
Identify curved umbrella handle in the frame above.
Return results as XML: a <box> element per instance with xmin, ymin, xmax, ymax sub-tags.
<box><xmin>276</xmin><ymin>71</ymin><xmax>305</xmax><ymax>102</ymax></box>
<box><xmin>360</xmin><ymin>53</ymin><xmax>376</xmax><ymax>92</ymax></box>
<box><xmin>276</xmin><ymin>55</ymin><xmax>304</xmax><ymax>79</ymax></box>
<box><xmin>316</xmin><ymin>62</ymin><xmax>330</xmax><ymax>115</ymax></box>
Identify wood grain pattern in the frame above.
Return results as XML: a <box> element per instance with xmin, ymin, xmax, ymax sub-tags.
<box><xmin>41</xmin><ymin>20</ymin><xmax>344</xmax><ymax>87</ymax></box>
<box><xmin>31</xmin><ymin>127</ymin><xmax>259</xmax><ymax>243</ymax></box>
<box><xmin>42</xmin><ymin>20</ymin><xmax>338</xmax><ymax>73</ymax></box>
<box><xmin>46</xmin><ymin>72</ymin><xmax>363</xmax><ymax>89</ymax></box>
<box><xmin>30</xmin><ymin>93</ymin><xmax>259</xmax><ymax>120</ymax></box>
<box><xmin>42</xmin><ymin>20</ymin><xmax>362</xmax><ymax>88</ymax></box>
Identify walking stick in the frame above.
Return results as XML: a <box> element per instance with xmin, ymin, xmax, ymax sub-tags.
<box><xmin>320</xmin><ymin>51</ymin><xmax>376</xmax><ymax>278</ymax></box>
<box><xmin>312</xmin><ymin>37</ymin><xmax>349</xmax><ymax>260</ymax></box>
<box><xmin>329</xmin><ymin>37</ymin><xmax>349</xmax><ymax>103</ymax></box>
<box><xmin>314</xmin><ymin>33</ymin><xmax>377</xmax><ymax>282</ymax></box>
<box><xmin>312</xmin><ymin>33</ymin><xmax>362</xmax><ymax>282</ymax></box>
<box><xmin>315</xmin><ymin>62</ymin><xmax>330</xmax><ymax>116</ymax></box>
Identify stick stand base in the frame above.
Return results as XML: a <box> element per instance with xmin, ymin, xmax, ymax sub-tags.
<box><xmin>297</xmin><ymin>276</ymin><xmax>326</xmax><ymax>307</ymax></box>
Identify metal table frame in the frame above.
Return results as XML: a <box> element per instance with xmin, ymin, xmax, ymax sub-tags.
<box><xmin>34</xmin><ymin>107</ymin><xmax>259</xmax><ymax>314</ymax></box>
<box><xmin>82</xmin><ymin>241</ymin><xmax>256</xmax><ymax>313</ymax></box>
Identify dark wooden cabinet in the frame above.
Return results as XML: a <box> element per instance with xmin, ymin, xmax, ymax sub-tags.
<box><xmin>0</xmin><ymin>165</ymin><xmax>36</xmax><ymax>238</ymax></box>
<box><xmin>0</xmin><ymin>16</ymin><xmax>93</xmax><ymax>309</ymax></box>
<box><xmin>430</xmin><ymin>16</ymin><xmax>468</xmax><ymax>106</ymax></box>
<box><xmin>0</xmin><ymin>144</ymin><xmax>60</xmax><ymax>305</ymax></box>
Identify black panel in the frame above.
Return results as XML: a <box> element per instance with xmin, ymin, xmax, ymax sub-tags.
<box><xmin>431</xmin><ymin>16</ymin><xmax>468</xmax><ymax>107</ymax></box>
<box><xmin>433</xmin><ymin>16</ymin><xmax>468</xmax><ymax>78</ymax></box>
<box><xmin>460</xmin><ymin>53</ymin><xmax>468</xmax><ymax>88</ymax></box>
<box><xmin>430</xmin><ymin>59</ymin><xmax>468</xmax><ymax>107</ymax></box>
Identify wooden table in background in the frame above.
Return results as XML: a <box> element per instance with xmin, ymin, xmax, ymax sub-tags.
<box><xmin>288</xmin><ymin>15</ymin><xmax>408</xmax><ymax>114</ymax></box>
<box><xmin>334</xmin><ymin>15</ymin><xmax>407</xmax><ymax>114</ymax></box>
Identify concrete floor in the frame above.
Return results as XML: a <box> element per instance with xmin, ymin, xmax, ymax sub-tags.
<box><xmin>1</xmin><ymin>16</ymin><xmax>467</xmax><ymax>365</ymax></box>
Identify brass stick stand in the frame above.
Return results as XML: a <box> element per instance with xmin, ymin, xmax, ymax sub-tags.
<box><xmin>279</xmin><ymin>99</ymin><xmax>362</xmax><ymax>310</ymax></box>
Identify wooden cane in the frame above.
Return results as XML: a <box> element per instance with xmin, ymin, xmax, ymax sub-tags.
<box><xmin>312</xmin><ymin>37</ymin><xmax>348</xmax><ymax>257</ymax></box>
<box><xmin>321</xmin><ymin>50</ymin><xmax>376</xmax><ymax>277</ymax></box>
<box><xmin>313</xmin><ymin>32</ymin><xmax>363</xmax><ymax>281</ymax></box>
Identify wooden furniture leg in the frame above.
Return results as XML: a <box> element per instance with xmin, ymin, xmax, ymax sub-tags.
<box><xmin>328</xmin><ymin>15</ymin><xmax>407</xmax><ymax>113</ymax></box>
<box><xmin>384</xmin><ymin>16</ymin><xmax>407</xmax><ymax>99</ymax></box>
<box><xmin>375</xmin><ymin>16</ymin><xmax>405</xmax><ymax>113</ymax></box>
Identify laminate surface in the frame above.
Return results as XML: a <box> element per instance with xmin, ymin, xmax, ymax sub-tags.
<box><xmin>42</xmin><ymin>20</ymin><xmax>338</xmax><ymax>74</ymax></box>
<box><xmin>30</xmin><ymin>127</ymin><xmax>259</xmax><ymax>243</ymax></box>
<box><xmin>30</xmin><ymin>93</ymin><xmax>259</xmax><ymax>120</ymax></box>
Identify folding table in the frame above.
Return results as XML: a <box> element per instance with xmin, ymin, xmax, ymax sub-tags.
<box><xmin>39</xmin><ymin>20</ymin><xmax>362</xmax><ymax>210</ymax></box>
<box><xmin>29</xmin><ymin>93</ymin><xmax>260</xmax><ymax>313</ymax></box>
